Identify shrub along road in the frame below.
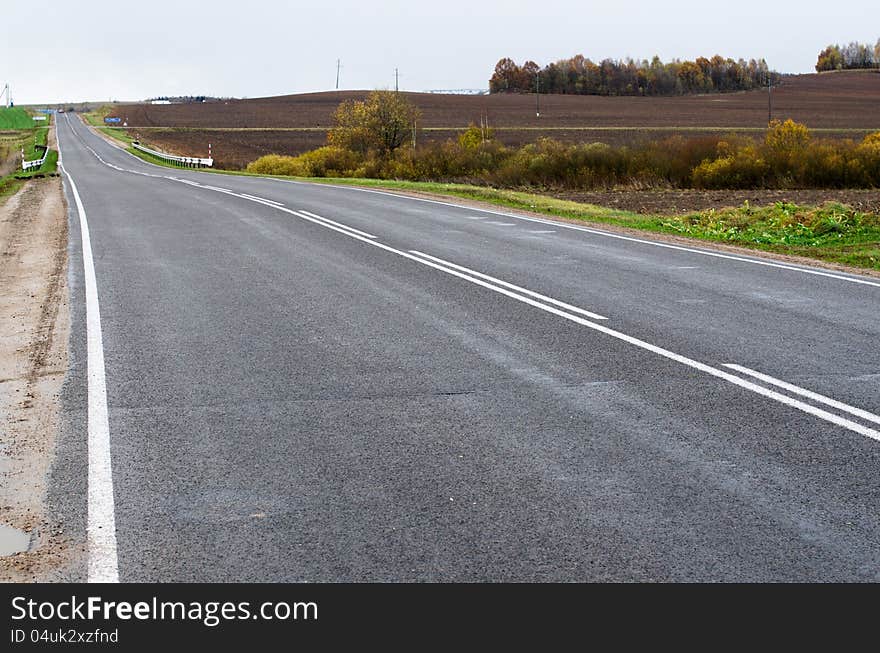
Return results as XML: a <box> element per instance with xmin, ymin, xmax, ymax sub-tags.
<box><xmin>53</xmin><ymin>112</ymin><xmax>880</xmax><ymax>581</ymax></box>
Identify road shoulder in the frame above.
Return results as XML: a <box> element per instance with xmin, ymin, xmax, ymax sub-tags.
<box><xmin>0</xmin><ymin>175</ymin><xmax>80</xmax><ymax>581</ymax></box>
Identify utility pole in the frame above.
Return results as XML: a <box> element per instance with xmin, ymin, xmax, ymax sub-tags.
<box><xmin>535</xmin><ymin>73</ymin><xmax>540</xmax><ymax>117</ymax></box>
<box><xmin>767</xmin><ymin>72</ymin><xmax>772</xmax><ymax>125</ymax></box>
<box><xmin>395</xmin><ymin>68</ymin><xmax>399</xmax><ymax>92</ymax></box>
<box><xmin>336</xmin><ymin>59</ymin><xmax>341</xmax><ymax>90</ymax></box>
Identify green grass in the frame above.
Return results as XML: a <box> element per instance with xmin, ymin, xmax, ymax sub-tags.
<box><xmin>82</xmin><ymin>112</ymin><xmax>106</xmax><ymax>127</ymax></box>
<box><xmin>21</xmin><ymin>127</ymin><xmax>49</xmax><ymax>158</ymax></box>
<box><xmin>0</xmin><ymin>107</ymin><xmax>37</xmax><ymax>129</ymax></box>
<box><xmin>93</xmin><ymin>126</ymin><xmax>880</xmax><ymax>271</ymax></box>
<box><xmin>0</xmin><ymin>111</ymin><xmax>60</xmax><ymax>206</ymax></box>
<box><xmin>655</xmin><ymin>202</ymin><xmax>880</xmax><ymax>269</ymax></box>
<box><xmin>0</xmin><ymin>126</ymin><xmax>57</xmax><ymax>204</ymax></box>
<box><xmin>100</xmin><ymin>127</ymin><xmax>135</xmax><ymax>144</ymax></box>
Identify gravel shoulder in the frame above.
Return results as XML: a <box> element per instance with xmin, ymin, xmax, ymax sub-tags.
<box><xmin>0</xmin><ymin>172</ymin><xmax>79</xmax><ymax>581</ymax></box>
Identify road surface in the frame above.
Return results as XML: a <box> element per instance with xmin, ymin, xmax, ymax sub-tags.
<box><xmin>52</xmin><ymin>113</ymin><xmax>880</xmax><ymax>582</ymax></box>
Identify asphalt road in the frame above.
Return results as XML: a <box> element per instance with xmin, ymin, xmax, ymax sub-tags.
<box><xmin>51</xmin><ymin>113</ymin><xmax>880</xmax><ymax>582</ymax></box>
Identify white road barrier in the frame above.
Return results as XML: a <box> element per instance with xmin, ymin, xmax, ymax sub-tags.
<box><xmin>21</xmin><ymin>144</ymin><xmax>49</xmax><ymax>171</ymax></box>
<box><xmin>132</xmin><ymin>141</ymin><xmax>213</xmax><ymax>167</ymax></box>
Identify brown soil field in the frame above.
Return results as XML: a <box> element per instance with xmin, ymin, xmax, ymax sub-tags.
<box><xmin>119</xmin><ymin>70</ymin><xmax>880</xmax><ymax>173</ymax></box>
<box><xmin>122</xmin><ymin>71</ymin><xmax>880</xmax><ymax>130</ymax></box>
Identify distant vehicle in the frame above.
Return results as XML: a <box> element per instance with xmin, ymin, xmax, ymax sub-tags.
<box><xmin>58</xmin><ymin>109</ymin><xmax>65</xmax><ymax>113</ymax></box>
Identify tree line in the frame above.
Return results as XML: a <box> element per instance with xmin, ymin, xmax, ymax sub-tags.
<box><xmin>815</xmin><ymin>40</ymin><xmax>880</xmax><ymax>71</ymax></box>
<box><xmin>488</xmin><ymin>55</ymin><xmax>775</xmax><ymax>96</ymax></box>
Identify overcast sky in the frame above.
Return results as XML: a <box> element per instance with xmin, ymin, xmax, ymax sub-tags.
<box><xmin>2</xmin><ymin>1</ymin><xmax>876</xmax><ymax>104</ymax></box>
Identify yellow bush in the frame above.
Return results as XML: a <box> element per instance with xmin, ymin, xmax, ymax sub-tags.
<box><xmin>765</xmin><ymin>119</ymin><xmax>812</xmax><ymax>151</ymax></box>
<box><xmin>246</xmin><ymin>154</ymin><xmax>306</xmax><ymax>176</ymax></box>
<box><xmin>692</xmin><ymin>146</ymin><xmax>769</xmax><ymax>188</ymax></box>
<box><xmin>246</xmin><ymin>147</ymin><xmax>361</xmax><ymax>177</ymax></box>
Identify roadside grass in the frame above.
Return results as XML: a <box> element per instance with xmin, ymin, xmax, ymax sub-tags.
<box><xmin>82</xmin><ymin>112</ymin><xmax>104</xmax><ymax>127</ymax></box>
<box><xmin>21</xmin><ymin>127</ymin><xmax>49</xmax><ymax>159</ymax></box>
<box><xmin>656</xmin><ymin>202</ymin><xmax>880</xmax><ymax>269</ymax></box>
<box><xmin>94</xmin><ymin>126</ymin><xmax>880</xmax><ymax>271</ymax></box>
<box><xmin>83</xmin><ymin>112</ymin><xmax>109</xmax><ymax>127</ymax></box>
<box><xmin>100</xmin><ymin>126</ymin><xmax>135</xmax><ymax>144</ymax></box>
<box><xmin>0</xmin><ymin>107</ymin><xmax>36</xmax><ymax>129</ymax></box>
<box><xmin>0</xmin><ymin>125</ymin><xmax>58</xmax><ymax>203</ymax></box>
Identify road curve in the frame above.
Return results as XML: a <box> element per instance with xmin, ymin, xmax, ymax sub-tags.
<box><xmin>51</xmin><ymin>113</ymin><xmax>880</xmax><ymax>581</ymax></box>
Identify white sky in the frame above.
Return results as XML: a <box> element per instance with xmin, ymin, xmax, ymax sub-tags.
<box><xmin>2</xmin><ymin>0</ymin><xmax>876</xmax><ymax>103</ymax></box>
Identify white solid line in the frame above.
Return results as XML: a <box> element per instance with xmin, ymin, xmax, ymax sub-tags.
<box><xmin>280</xmin><ymin>181</ymin><xmax>880</xmax><ymax>289</ymax></box>
<box><xmin>723</xmin><ymin>364</ymin><xmax>880</xmax><ymax>427</ymax></box>
<box><xmin>297</xmin><ymin>210</ymin><xmax>376</xmax><ymax>239</ymax></box>
<box><xmin>409</xmin><ymin>250</ymin><xmax>608</xmax><ymax>321</ymax></box>
<box><xmin>58</xmin><ymin>119</ymin><xmax>120</xmax><ymax>583</ymax></box>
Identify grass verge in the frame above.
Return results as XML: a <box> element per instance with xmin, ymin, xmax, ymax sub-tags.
<box><xmin>99</xmin><ymin>127</ymin><xmax>135</xmax><ymax>145</ymax></box>
<box><xmin>95</xmin><ymin>126</ymin><xmax>880</xmax><ymax>271</ymax></box>
<box><xmin>0</xmin><ymin>125</ymin><xmax>58</xmax><ymax>204</ymax></box>
<box><xmin>0</xmin><ymin>107</ymin><xmax>37</xmax><ymax>129</ymax></box>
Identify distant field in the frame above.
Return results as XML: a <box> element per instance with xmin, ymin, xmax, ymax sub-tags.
<box><xmin>112</xmin><ymin>71</ymin><xmax>880</xmax><ymax>169</ymax></box>
<box><xmin>0</xmin><ymin>107</ymin><xmax>37</xmax><ymax>129</ymax></box>
<box><xmin>120</xmin><ymin>71</ymin><xmax>880</xmax><ymax>129</ymax></box>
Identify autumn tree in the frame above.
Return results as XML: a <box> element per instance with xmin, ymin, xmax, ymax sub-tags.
<box><xmin>489</xmin><ymin>53</ymin><xmax>774</xmax><ymax>96</ymax></box>
<box><xmin>328</xmin><ymin>90</ymin><xmax>421</xmax><ymax>155</ymax></box>
<box><xmin>489</xmin><ymin>58</ymin><xmax>520</xmax><ymax>93</ymax></box>
<box><xmin>816</xmin><ymin>40</ymin><xmax>879</xmax><ymax>71</ymax></box>
<box><xmin>520</xmin><ymin>61</ymin><xmax>540</xmax><ymax>91</ymax></box>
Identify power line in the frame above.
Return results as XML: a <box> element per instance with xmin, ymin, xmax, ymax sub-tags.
<box><xmin>336</xmin><ymin>59</ymin><xmax>341</xmax><ymax>90</ymax></box>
